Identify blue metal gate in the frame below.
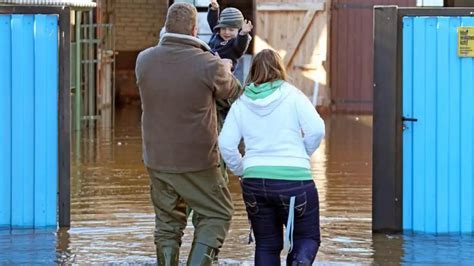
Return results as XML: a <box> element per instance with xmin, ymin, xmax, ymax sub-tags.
<box><xmin>0</xmin><ymin>14</ymin><xmax>58</xmax><ymax>228</ymax></box>
<box><xmin>403</xmin><ymin>16</ymin><xmax>474</xmax><ymax>233</ymax></box>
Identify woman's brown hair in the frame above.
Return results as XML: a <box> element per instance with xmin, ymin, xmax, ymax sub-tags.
<box><xmin>246</xmin><ymin>49</ymin><xmax>288</xmax><ymax>86</ymax></box>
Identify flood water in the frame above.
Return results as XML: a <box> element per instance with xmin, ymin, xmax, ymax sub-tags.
<box><xmin>1</xmin><ymin>105</ymin><xmax>474</xmax><ymax>265</ymax></box>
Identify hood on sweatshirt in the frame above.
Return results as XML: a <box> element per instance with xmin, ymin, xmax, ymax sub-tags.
<box><xmin>240</xmin><ymin>80</ymin><xmax>290</xmax><ymax>117</ymax></box>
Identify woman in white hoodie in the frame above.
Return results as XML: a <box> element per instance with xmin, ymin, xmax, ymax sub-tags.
<box><xmin>218</xmin><ymin>49</ymin><xmax>325</xmax><ymax>266</ymax></box>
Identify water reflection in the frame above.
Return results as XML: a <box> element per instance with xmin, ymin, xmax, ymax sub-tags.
<box><xmin>1</xmin><ymin>108</ymin><xmax>474</xmax><ymax>264</ymax></box>
<box><xmin>401</xmin><ymin>233</ymin><xmax>474</xmax><ymax>264</ymax></box>
<box><xmin>0</xmin><ymin>229</ymin><xmax>56</xmax><ymax>264</ymax></box>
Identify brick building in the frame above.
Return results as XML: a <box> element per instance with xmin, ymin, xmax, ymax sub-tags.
<box><xmin>114</xmin><ymin>0</ymin><xmax>167</xmax><ymax>51</ymax></box>
<box><xmin>101</xmin><ymin>0</ymin><xmax>167</xmax><ymax>105</ymax></box>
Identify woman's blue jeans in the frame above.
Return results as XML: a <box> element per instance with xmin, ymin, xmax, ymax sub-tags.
<box><xmin>241</xmin><ymin>178</ymin><xmax>321</xmax><ymax>266</ymax></box>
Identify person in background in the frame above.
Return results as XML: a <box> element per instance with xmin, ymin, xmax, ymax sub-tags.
<box><xmin>219</xmin><ymin>49</ymin><xmax>325</xmax><ymax>266</ymax></box>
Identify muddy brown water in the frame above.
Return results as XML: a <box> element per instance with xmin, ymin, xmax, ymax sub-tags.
<box><xmin>1</xmin><ymin>106</ymin><xmax>474</xmax><ymax>265</ymax></box>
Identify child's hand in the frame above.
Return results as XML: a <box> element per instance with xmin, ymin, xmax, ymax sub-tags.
<box><xmin>210</xmin><ymin>0</ymin><xmax>219</xmax><ymax>10</ymax></box>
<box><xmin>240</xmin><ymin>20</ymin><xmax>253</xmax><ymax>35</ymax></box>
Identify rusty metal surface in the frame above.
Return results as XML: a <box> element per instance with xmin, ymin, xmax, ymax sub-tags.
<box><xmin>330</xmin><ymin>0</ymin><xmax>416</xmax><ymax>113</ymax></box>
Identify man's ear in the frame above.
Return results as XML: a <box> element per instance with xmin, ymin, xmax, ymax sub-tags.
<box><xmin>192</xmin><ymin>25</ymin><xmax>198</xmax><ymax>37</ymax></box>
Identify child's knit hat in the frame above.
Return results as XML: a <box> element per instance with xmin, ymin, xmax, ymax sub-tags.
<box><xmin>214</xmin><ymin>7</ymin><xmax>244</xmax><ymax>30</ymax></box>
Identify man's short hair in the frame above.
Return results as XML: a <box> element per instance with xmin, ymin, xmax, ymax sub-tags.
<box><xmin>165</xmin><ymin>2</ymin><xmax>197</xmax><ymax>35</ymax></box>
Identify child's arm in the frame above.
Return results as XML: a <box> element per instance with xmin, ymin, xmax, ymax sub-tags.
<box><xmin>233</xmin><ymin>19</ymin><xmax>253</xmax><ymax>56</ymax></box>
<box><xmin>207</xmin><ymin>0</ymin><xmax>219</xmax><ymax>31</ymax></box>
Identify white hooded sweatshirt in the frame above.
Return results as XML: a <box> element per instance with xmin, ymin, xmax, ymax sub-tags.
<box><xmin>218</xmin><ymin>81</ymin><xmax>325</xmax><ymax>177</ymax></box>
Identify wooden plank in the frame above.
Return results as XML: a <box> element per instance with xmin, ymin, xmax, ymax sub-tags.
<box><xmin>255</xmin><ymin>0</ymin><xmax>329</xmax><ymax>97</ymax></box>
<box><xmin>284</xmin><ymin>10</ymin><xmax>317</xmax><ymax>67</ymax></box>
<box><xmin>257</xmin><ymin>2</ymin><xmax>325</xmax><ymax>11</ymax></box>
<box><xmin>294</xmin><ymin>64</ymin><xmax>317</xmax><ymax>70</ymax></box>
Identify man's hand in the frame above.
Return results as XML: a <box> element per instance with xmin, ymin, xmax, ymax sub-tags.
<box><xmin>221</xmin><ymin>58</ymin><xmax>233</xmax><ymax>73</ymax></box>
<box><xmin>240</xmin><ymin>20</ymin><xmax>253</xmax><ymax>35</ymax></box>
<box><xmin>210</xmin><ymin>0</ymin><xmax>219</xmax><ymax>10</ymax></box>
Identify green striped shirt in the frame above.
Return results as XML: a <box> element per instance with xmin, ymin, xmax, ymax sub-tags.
<box><xmin>243</xmin><ymin>166</ymin><xmax>312</xmax><ymax>180</ymax></box>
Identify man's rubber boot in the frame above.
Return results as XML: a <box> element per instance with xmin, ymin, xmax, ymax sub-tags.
<box><xmin>157</xmin><ymin>246</ymin><xmax>179</xmax><ymax>266</ymax></box>
<box><xmin>186</xmin><ymin>242</ymin><xmax>217</xmax><ymax>266</ymax></box>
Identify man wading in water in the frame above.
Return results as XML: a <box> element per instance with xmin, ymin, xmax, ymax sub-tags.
<box><xmin>136</xmin><ymin>2</ymin><xmax>242</xmax><ymax>265</ymax></box>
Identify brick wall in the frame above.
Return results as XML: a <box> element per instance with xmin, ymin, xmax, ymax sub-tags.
<box><xmin>113</xmin><ymin>0</ymin><xmax>168</xmax><ymax>51</ymax></box>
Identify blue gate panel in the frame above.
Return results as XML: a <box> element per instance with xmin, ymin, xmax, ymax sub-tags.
<box><xmin>411</xmin><ymin>17</ymin><xmax>427</xmax><ymax>233</ymax></box>
<box><xmin>34</xmin><ymin>15</ymin><xmax>58</xmax><ymax>228</ymax></box>
<box><xmin>0</xmin><ymin>13</ymin><xmax>59</xmax><ymax>228</ymax></box>
<box><xmin>402</xmin><ymin>16</ymin><xmax>414</xmax><ymax>231</ymax></box>
<box><xmin>0</xmin><ymin>15</ymin><xmax>12</xmax><ymax>228</ymax></box>
<box><xmin>459</xmin><ymin>17</ymin><xmax>474</xmax><ymax>233</ymax></box>
<box><xmin>403</xmin><ymin>16</ymin><xmax>474</xmax><ymax>233</ymax></box>
<box><xmin>448</xmin><ymin>17</ymin><xmax>461</xmax><ymax>233</ymax></box>
<box><xmin>11</xmin><ymin>14</ymin><xmax>35</xmax><ymax>228</ymax></box>
<box><xmin>435</xmin><ymin>17</ymin><xmax>450</xmax><ymax>233</ymax></box>
<box><xmin>424</xmin><ymin>17</ymin><xmax>437</xmax><ymax>234</ymax></box>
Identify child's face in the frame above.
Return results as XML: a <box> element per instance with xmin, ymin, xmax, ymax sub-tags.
<box><xmin>219</xmin><ymin>27</ymin><xmax>239</xmax><ymax>41</ymax></box>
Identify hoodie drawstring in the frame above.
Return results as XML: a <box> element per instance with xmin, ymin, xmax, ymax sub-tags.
<box><xmin>284</xmin><ymin>196</ymin><xmax>295</xmax><ymax>253</ymax></box>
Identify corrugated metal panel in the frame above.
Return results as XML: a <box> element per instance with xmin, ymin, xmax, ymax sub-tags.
<box><xmin>0</xmin><ymin>14</ymin><xmax>58</xmax><ymax>228</ymax></box>
<box><xmin>330</xmin><ymin>0</ymin><xmax>416</xmax><ymax>113</ymax></box>
<box><xmin>0</xmin><ymin>0</ymin><xmax>96</xmax><ymax>7</ymax></box>
<box><xmin>34</xmin><ymin>14</ymin><xmax>58</xmax><ymax>227</ymax></box>
<box><xmin>0</xmin><ymin>14</ymin><xmax>12</xmax><ymax>228</ymax></box>
<box><xmin>403</xmin><ymin>16</ymin><xmax>474</xmax><ymax>233</ymax></box>
<box><xmin>11</xmin><ymin>14</ymin><xmax>35</xmax><ymax>227</ymax></box>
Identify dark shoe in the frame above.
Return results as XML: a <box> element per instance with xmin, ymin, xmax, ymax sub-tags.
<box><xmin>157</xmin><ymin>246</ymin><xmax>179</xmax><ymax>266</ymax></box>
<box><xmin>287</xmin><ymin>243</ymin><xmax>318</xmax><ymax>266</ymax></box>
<box><xmin>186</xmin><ymin>242</ymin><xmax>218</xmax><ymax>266</ymax></box>
<box><xmin>291</xmin><ymin>261</ymin><xmax>312</xmax><ymax>266</ymax></box>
